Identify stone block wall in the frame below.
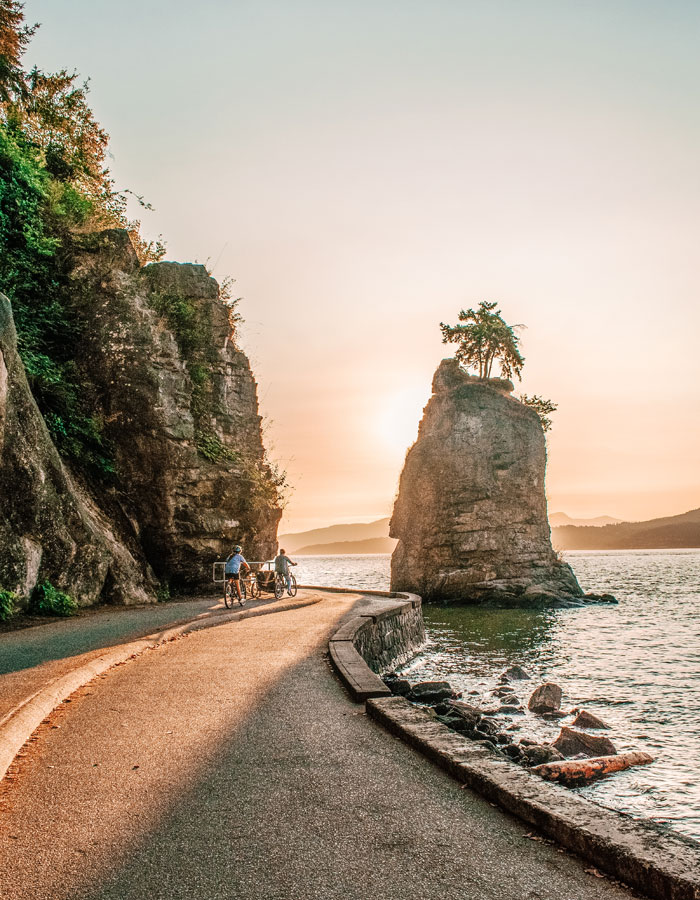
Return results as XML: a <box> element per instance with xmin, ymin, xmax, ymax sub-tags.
<box><xmin>353</xmin><ymin>598</ymin><xmax>425</xmax><ymax>673</ymax></box>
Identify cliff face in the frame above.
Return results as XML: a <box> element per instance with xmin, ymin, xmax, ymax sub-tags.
<box><xmin>0</xmin><ymin>292</ymin><xmax>154</xmax><ymax>605</ymax></box>
<box><xmin>0</xmin><ymin>230</ymin><xmax>281</xmax><ymax>605</ymax></box>
<box><xmin>390</xmin><ymin>359</ymin><xmax>581</xmax><ymax>606</ymax></box>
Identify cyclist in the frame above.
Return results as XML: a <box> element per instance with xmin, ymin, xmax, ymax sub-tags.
<box><xmin>274</xmin><ymin>548</ymin><xmax>297</xmax><ymax>594</ymax></box>
<box><xmin>225</xmin><ymin>545</ymin><xmax>250</xmax><ymax>603</ymax></box>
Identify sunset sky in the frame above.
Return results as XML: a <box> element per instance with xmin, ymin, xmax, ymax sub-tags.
<box><xmin>26</xmin><ymin>1</ymin><xmax>700</xmax><ymax>532</ymax></box>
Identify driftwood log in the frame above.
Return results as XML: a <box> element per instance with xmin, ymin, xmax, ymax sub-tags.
<box><xmin>531</xmin><ymin>752</ymin><xmax>654</xmax><ymax>787</ymax></box>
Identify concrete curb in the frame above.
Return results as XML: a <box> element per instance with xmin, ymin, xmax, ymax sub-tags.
<box><xmin>325</xmin><ymin>589</ymin><xmax>422</xmax><ymax>702</ymax></box>
<box><xmin>366</xmin><ymin>696</ymin><xmax>700</xmax><ymax>900</ymax></box>
<box><xmin>0</xmin><ymin>594</ymin><xmax>322</xmax><ymax>784</ymax></box>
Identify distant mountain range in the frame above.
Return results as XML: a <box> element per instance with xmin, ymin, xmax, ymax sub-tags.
<box><xmin>279</xmin><ymin>518</ymin><xmax>392</xmax><ymax>555</ymax></box>
<box><xmin>549</xmin><ymin>512</ymin><xmax>621</xmax><ymax>527</ymax></box>
<box><xmin>281</xmin><ymin>508</ymin><xmax>700</xmax><ymax>555</ymax></box>
<box><xmin>552</xmin><ymin>507</ymin><xmax>700</xmax><ymax>551</ymax></box>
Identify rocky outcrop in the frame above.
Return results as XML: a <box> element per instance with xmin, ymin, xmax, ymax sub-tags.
<box><xmin>390</xmin><ymin>358</ymin><xmax>583</xmax><ymax>606</ymax></box>
<box><xmin>0</xmin><ymin>293</ymin><xmax>155</xmax><ymax>605</ymax></box>
<box><xmin>69</xmin><ymin>231</ymin><xmax>281</xmax><ymax>588</ymax></box>
<box><xmin>0</xmin><ymin>230</ymin><xmax>282</xmax><ymax>605</ymax></box>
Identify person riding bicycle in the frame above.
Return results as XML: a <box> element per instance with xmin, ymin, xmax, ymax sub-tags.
<box><xmin>274</xmin><ymin>548</ymin><xmax>297</xmax><ymax>593</ymax></box>
<box><xmin>225</xmin><ymin>545</ymin><xmax>250</xmax><ymax>602</ymax></box>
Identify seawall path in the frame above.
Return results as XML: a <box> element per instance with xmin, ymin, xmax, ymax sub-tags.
<box><xmin>0</xmin><ymin>591</ymin><xmax>635</xmax><ymax>899</ymax></box>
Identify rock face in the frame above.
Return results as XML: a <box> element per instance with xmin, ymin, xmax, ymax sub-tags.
<box><xmin>390</xmin><ymin>359</ymin><xmax>582</xmax><ymax>605</ymax></box>
<box><xmin>0</xmin><ymin>292</ymin><xmax>154</xmax><ymax>605</ymax></box>
<box><xmin>0</xmin><ymin>230</ymin><xmax>282</xmax><ymax>605</ymax></box>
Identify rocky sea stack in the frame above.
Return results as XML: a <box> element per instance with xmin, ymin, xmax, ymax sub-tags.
<box><xmin>0</xmin><ymin>230</ymin><xmax>281</xmax><ymax>606</ymax></box>
<box><xmin>390</xmin><ymin>358</ymin><xmax>583</xmax><ymax>606</ymax></box>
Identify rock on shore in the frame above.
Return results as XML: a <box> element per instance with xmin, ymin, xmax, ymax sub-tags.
<box><xmin>390</xmin><ymin>359</ymin><xmax>583</xmax><ymax>606</ymax></box>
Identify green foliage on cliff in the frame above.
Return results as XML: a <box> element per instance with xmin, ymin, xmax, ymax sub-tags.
<box><xmin>0</xmin><ymin>587</ymin><xmax>17</xmax><ymax>620</ymax></box>
<box><xmin>520</xmin><ymin>393</ymin><xmax>557</xmax><ymax>432</ymax></box>
<box><xmin>29</xmin><ymin>580</ymin><xmax>77</xmax><ymax>616</ymax></box>
<box><xmin>440</xmin><ymin>301</ymin><xmax>525</xmax><ymax>381</ymax></box>
<box><xmin>0</xmin><ymin>4</ymin><xmax>162</xmax><ymax>477</ymax></box>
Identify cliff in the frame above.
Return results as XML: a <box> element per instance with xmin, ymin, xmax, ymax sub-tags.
<box><xmin>390</xmin><ymin>359</ymin><xmax>582</xmax><ymax>606</ymax></box>
<box><xmin>0</xmin><ymin>230</ymin><xmax>281</xmax><ymax>606</ymax></box>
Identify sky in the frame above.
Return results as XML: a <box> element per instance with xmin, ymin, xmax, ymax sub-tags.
<box><xmin>24</xmin><ymin>0</ymin><xmax>700</xmax><ymax>532</ymax></box>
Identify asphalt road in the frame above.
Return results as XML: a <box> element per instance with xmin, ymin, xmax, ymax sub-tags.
<box><xmin>0</xmin><ymin>593</ymin><xmax>638</xmax><ymax>900</ymax></box>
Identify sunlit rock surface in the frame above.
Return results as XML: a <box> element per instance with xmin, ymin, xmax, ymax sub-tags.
<box><xmin>0</xmin><ymin>230</ymin><xmax>281</xmax><ymax>605</ymax></box>
<box><xmin>390</xmin><ymin>358</ymin><xmax>582</xmax><ymax>606</ymax></box>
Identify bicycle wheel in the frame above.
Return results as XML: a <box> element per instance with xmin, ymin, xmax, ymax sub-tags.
<box><xmin>239</xmin><ymin>579</ymin><xmax>247</xmax><ymax>606</ymax></box>
<box><xmin>224</xmin><ymin>579</ymin><xmax>234</xmax><ymax>609</ymax></box>
<box><xmin>249</xmin><ymin>575</ymin><xmax>260</xmax><ymax>599</ymax></box>
<box><xmin>287</xmin><ymin>573</ymin><xmax>297</xmax><ymax>597</ymax></box>
<box><xmin>274</xmin><ymin>574</ymin><xmax>285</xmax><ymax>600</ymax></box>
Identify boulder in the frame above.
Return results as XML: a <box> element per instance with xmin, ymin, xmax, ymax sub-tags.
<box><xmin>387</xmin><ymin>678</ymin><xmax>412</xmax><ymax>697</ymax></box>
<box><xmin>572</xmin><ymin>710</ymin><xmax>610</xmax><ymax>730</ymax></box>
<box><xmin>521</xmin><ymin>744</ymin><xmax>565</xmax><ymax>767</ymax></box>
<box><xmin>528</xmin><ymin>682</ymin><xmax>562</xmax><ymax>713</ymax></box>
<box><xmin>390</xmin><ymin>358</ymin><xmax>584</xmax><ymax>605</ymax></box>
<box><xmin>407</xmin><ymin>681</ymin><xmax>454</xmax><ymax>703</ymax></box>
<box><xmin>502</xmin><ymin>665</ymin><xmax>530</xmax><ymax>681</ymax></box>
<box><xmin>552</xmin><ymin>726</ymin><xmax>617</xmax><ymax>758</ymax></box>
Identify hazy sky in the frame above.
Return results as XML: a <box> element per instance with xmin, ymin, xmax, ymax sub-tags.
<box><xmin>25</xmin><ymin>1</ymin><xmax>700</xmax><ymax>532</ymax></box>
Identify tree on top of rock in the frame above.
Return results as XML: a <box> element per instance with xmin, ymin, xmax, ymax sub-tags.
<box><xmin>440</xmin><ymin>301</ymin><xmax>525</xmax><ymax>381</ymax></box>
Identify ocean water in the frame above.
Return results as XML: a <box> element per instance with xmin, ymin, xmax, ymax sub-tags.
<box><xmin>297</xmin><ymin>550</ymin><xmax>700</xmax><ymax>842</ymax></box>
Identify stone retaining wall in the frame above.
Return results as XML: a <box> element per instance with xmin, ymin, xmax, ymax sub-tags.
<box><xmin>352</xmin><ymin>599</ymin><xmax>425</xmax><ymax>673</ymax></box>
<box><xmin>323</xmin><ymin>588</ymin><xmax>424</xmax><ymax>703</ymax></box>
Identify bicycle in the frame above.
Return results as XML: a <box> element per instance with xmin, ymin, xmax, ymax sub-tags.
<box><xmin>274</xmin><ymin>571</ymin><xmax>298</xmax><ymax>599</ymax></box>
<box><xmin>224</xmin><ymin>573</ymin><xmax>247</xmax><ymax>608</ymax></box>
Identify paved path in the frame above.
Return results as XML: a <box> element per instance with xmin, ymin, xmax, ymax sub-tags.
<box><xmin>0</xmin><ymin>593</ymin><xmax>281</xmax><ymax>722</ymax></box>
<box><xmin>0</xmin><ymin>593</ymin><xmax>637</xmax><ymax>900</ymax></box>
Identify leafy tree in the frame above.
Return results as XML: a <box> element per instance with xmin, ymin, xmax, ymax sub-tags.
<box><xmin>440</xmin><ymin>301</ymin><xmax>525</xmax><ymax>381</ymax></box>
<box><xmin>0</xmin><ymin>0</ymin><xmax>34</xmax><ymax>103</ymax></box>
<box><xmin>520</xmin><ymin>394</ymin><xmax>557</xmax><ymax>432</ymax></box>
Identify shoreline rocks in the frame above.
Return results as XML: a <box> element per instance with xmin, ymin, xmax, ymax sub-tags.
<box><xmin>392</xmin><ymin>667</ymin><xmax>649</xmax><ymax>790</ymax></box>
<box><xmin>552</xmin><ymin>726</ymin><xmax>617</xmax><ymax>758</ymax></box>
<box><xmin>527</xmin><ymin>683</ymin><xmax>562</xmax><ymax>714</ymax></box>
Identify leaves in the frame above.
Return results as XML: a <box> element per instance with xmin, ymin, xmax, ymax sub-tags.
<box><xmin>440</xmin><ymin>301</ymin><xmax>525</xmax><ymax>381</ymax></box>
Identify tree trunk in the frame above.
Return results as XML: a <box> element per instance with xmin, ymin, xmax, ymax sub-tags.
<box><xmin>531</xmin><ymin>752</ymin><xmax>653</xmax><ymax>787</ymax></box>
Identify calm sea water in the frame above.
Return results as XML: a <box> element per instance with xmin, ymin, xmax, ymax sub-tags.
<box><xmin>298</xmin><ymin>550</ymin><xmax>700</xmax><ymax>842</ymax></box>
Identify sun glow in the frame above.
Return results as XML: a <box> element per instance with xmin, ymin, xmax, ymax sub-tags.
<box><xmin>373</xmin><ymin>386</ymin><xmax>430</xmax><ymax>461</ymax></box>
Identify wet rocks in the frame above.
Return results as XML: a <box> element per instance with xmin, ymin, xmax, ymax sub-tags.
<box><xmin>527</xmin><ymin>683</ymin><xmax>562</xmax><ymax>714</ymax></box>
<box><xmin>552</xmin><ymin>726</ymin><xmax>617</xmax><ymax>758</ymax></box>
<box><xmin>572</xmin><ymin>709</ymin><xmax>610</xmax><ymax>730</ymax></box>
<box><xmin>382</xmin><ymin>674</ymin><xmax>412</xmax><ymax>697</ymax></box>
<box><xmin>407</xmin><ymin>681</ymin><xmax>455</xmax><ymax>703</ymax></box>
<box><xmin>502</xmin><ymin>665</ymin><xmax>530</xmax><ymax>681</ymax></box>
<box><xmin>520</xmin><ymin>743</ymin><xmax>565</xmax><ymax>767</ymax></box>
